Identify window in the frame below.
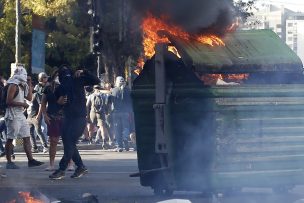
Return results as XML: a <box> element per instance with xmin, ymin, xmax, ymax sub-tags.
<box><xmin>288</xmin><ymin>23</ymin><xmax>293</xmax><ymax>27</ymax></box>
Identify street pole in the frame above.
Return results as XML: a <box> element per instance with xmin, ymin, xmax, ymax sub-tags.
<box><xmin>97</xmin><ymin>54</ymin><xmax>101</xmax><ymax>79</ymax></box>
<box><xmin>15</xmin><ymin>0</ymin><xmax>21</xmax><ymax>63</ymax></box>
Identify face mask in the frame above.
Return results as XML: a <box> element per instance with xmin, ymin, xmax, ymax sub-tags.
<box><xmin>59</xmin><ymin>67</ymin><xmax>72</xmax><ymax>83</ymax></box>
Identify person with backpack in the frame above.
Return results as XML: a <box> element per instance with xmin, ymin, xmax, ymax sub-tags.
<box><xmin>110</xmin><ymin>76</ymin><xmax>133</xmax><ymax>152</ymax></box>
<box><xmin>86</xmin><ymin>84</ymin><xmax>111</xmax><ymax>149</ymax></box>
<box><xmin>4</xmin><ymin>66</ymin><xmax>44</xmax><ymax>169</ymax></box>
<box><xmin>86</xmin><ymin>85</ymin><xmax>101</xmax><ymax>144</ymax></box>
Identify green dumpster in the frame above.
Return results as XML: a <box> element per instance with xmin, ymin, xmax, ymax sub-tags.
<box><xmin>131</xmin><ymin>29</ymin><xmax>304</xmax><ymax>195</ymax></box>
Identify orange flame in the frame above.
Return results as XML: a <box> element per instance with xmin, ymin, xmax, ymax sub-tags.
<box><xmin>227</xmin><ymin>17</ymin><xmax>240</xmax><ymax>32</ymax></box>
<box><xmin>138</xmin><ymin>14</ymin><xmax>248</xmax><ymax>84</ymax></box>
<box><xmin>201</xmin><ymin>74</ymin><xmax>249</xmax><ymax>85</ymax></box>
<box><xmin>224</xmin><ymin>74</ymin><xmax>249</xmax><ymax>82</ymax></box>
<box><xmin>142</xmin><ymin>14</ymin><xmax>225</xmax><ymax>59</ymax></box>
<box><xmin>142</xmin><ymin>14</ymin><xmax>189</xmax><ymax>58</ymax></box>
<box><xmin>197</xmin><ymin>35</ymin><xmax>225</xmax><ymax>46</ymax></box>
<box><xmin>7</xmin><ymin>192</ymin><xmax>44</xmax><ymax>203</ymax></box>
<box><xmin>134</xmin><ymin>57</ymin><xmax>145</xmax><ymax>75</ymax></box>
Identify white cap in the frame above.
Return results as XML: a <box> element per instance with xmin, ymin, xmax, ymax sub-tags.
<box><xmin>38</xmin><ymin>72</ymin><xmax>48</xmax><ymax>82</ymax></box>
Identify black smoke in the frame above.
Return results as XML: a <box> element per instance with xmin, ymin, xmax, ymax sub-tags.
<box><xmin>130</xmin><ymin>0</ymin><xmax>236</xmax><ymax>35</ymax></box>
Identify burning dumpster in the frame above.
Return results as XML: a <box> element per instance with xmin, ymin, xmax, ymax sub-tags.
<box><xmin>131</xmin><ymin>29</ymin><xmax>304</xmax><ymax>195</ymax></box>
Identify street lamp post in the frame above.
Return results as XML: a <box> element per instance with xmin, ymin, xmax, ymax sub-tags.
<box><xmin>15</xmin><ymin>0</ymin><xmax>21</xmax><ymax>64</ymax></box>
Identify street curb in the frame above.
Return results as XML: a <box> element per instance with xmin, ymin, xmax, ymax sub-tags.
<box><xmin>13</xmin><ymin>143</ymin><xmax>103</xmax><ymax>152</ymax></box>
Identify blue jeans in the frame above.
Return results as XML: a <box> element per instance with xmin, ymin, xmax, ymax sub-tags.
<box><xmin>29</xmin><ymin>117</ymin><xmax>48</xmax><ymax>149</ymax></box>
<box><xmin>59</xmin><ymin>117</ymin><xmax>86</xmax><ymax>171</ymax></box>
<box><xmin>112</xmin><ymin>112</ymin><xmax>130</xmax><ymax>148</ymax></box>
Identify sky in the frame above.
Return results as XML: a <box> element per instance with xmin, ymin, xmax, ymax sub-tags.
<box><xmin>256</xmin><ymin>0</ymin><xmax>304</xmax><ymax>12</ymax></box>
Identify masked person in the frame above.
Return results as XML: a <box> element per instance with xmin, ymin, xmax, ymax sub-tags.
<box><xmin>4</xmin><ymin>66</ymin><xmax>44</xmax><ymax>169</ymax></box>
<box><xmin>111</xmin><ymin>76</ymin><xmax>133</xmax><ymax>152</ymax></box>
<box><xmin>49</xmin><ymin>66</ymin><xmax>100</xmax><ymax>180</ymax></box>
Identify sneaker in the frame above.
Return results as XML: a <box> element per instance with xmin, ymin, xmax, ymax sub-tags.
<box><xmin>114</xmin><ymin>147</ymin><xmax>123</xmax><ymax>152</ymax></box>
<box><xmin>49</xmin><ymin>169</ymin><xmax>65</xmax><ymax>180</ymax></box>
<box><xmin>31</xmin><ymin>148</ymin><xmax>39</xmax><ymax>153</ymax></box>
<box><xmin>70</xmin><ymin>166</ymin><xmax>88</xmax><ymax>178</ymax></box>
<box><xmin>28</xmin><ymin>159</ymin><xmax>44</xmax><ymax>167</ymax></box>
<box><xmin>102</xmin><ymin>144</ymin><xmax>110</xmax><ymax>150</ymax></box>
<box><xmin>42</xmin><ymin>147</ymin><xmax>49</xmax><ymax>154</ymax></box>
<box><xmin>80</xmin><ymin>138</ymin><xmax>89</xmax><ymax>143</ymax></box>
<box><xmin>6</xmin><ymin>162</ymin><xmax>20</xmax><ymax>169</ymax></box>
<box><xmin>0</xmin><ymin>173</ymin><xmax>7</xmax><ymax>178</ymax></box>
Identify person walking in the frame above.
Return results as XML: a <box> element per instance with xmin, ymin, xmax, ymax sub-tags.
<box><xmin>28</xmin><ymin>72</ymin><xmax>49</xmax><ymax>153</ymax></box>
<box><xmin>49</xmin><ymin>66</ymin><xmax>100</xmax><ymax>179</ymax></box>
<box><xmin>4</xmin><ymin>66</ymin><xmax>44</xmax><ymax>169</ymax></box>
<box><xmin>37</xmin><ymin>70</ymin><xmax>65</xmax><ymax>171</ymax></box>
<box><xmin>87</xmin><ymin>85</ymin><xmax>112</xmax><ymax>149</ymax></box>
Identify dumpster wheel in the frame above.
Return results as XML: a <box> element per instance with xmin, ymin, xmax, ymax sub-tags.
<box><xmin>153</xmin><ymin>187</ymin><xmax>174</xmax><ymax>196</ymax></box>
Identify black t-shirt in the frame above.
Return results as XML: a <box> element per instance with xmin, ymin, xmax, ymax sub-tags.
<box><xmin>43</xmin><ymin>85</ymin><xmax>63</xmax><ymax>117</ymax></box>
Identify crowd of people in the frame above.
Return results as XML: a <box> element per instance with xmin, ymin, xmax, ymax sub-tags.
<box><xmin>0</xmin><ymin>65</ymin><xmax>135</xmax><ymax>180</ymax></box>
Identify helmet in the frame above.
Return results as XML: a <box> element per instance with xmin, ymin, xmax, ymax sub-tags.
<box><xmin>115</xmin><ymin>76</ymin><xmax>125</xmax><ymax>87</ymax></box>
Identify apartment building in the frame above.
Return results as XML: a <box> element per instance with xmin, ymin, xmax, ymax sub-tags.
<box><xmin>243</xmin><ymin>4</ymin><xmax>304</xmax><ymax>63</ymax></box>
<box><xmin>286</xmin><ymin>14</ymin><xmax>304</xmax><ymax>63</ymax></box>
<box><xmin>244</xmin><ymin>4</ymin><xmax>295</xmax><ymax>42</ymax></box>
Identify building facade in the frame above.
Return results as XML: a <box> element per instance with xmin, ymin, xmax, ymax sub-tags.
<box><xmin>286</xmin><ymin>15</ymin><xmax>304</xmax><ymax>63</ymax></box>
<box><xmin>243</xmin><ymin>4</ymin><xmax>304</xmax><ymax>63</ymax></box>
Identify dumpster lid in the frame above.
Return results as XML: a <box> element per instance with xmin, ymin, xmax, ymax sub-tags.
<box><xmin>169</xmin><ymin>29</ymin><xmax>303</xmax><ymax>74</ymax></box>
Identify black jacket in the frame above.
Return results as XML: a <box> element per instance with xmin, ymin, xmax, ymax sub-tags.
<box><xmin>55</xmin><ymin>70</ymin><xmax>100</xmax><ymax>118</ymax></box>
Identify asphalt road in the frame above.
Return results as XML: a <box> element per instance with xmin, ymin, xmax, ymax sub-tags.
<box><xmin>1</xmin><ymin>150</ymin><xmax>304</xmax><ymax>203</ymax></box>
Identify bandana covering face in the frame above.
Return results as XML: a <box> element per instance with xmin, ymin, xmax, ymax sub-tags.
<box><xmin>8</xmin><ymin>67</ymin><xmax>27</xmax><ymax>84</ymax></box>
<box><xmin>7</xmin><ymin>66</ymin><xmax>29</xmax><ymax>95</ymax></box>
<box><xmin>115</xmin><ymin>76</ymin><xmax>125</xmax><ymax>88</ymax></box>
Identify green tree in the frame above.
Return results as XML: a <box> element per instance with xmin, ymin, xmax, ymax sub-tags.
<box><xmin>44</xmin><ymin>0</ymin><xmax>92</xmax><ymax>72</ymax></box>
<box><xmin>0</xmin><ymin>0</ymin><xmax>91</xmax><ymax>77</ymax></box>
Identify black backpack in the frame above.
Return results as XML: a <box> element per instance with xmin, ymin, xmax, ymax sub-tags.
<box><xmin>93</xmin><ymin>94</ymin><xmax>104</xmax><ymax>113</ymax></box>
<box><xmin>0</xmin><ymin>84</ymin><xmax>19</xmax><ymax>114</ymax></box>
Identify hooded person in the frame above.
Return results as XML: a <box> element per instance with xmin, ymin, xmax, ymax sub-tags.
<box><xmin>4</xmin><ymin>66</ymin><xmax>44</xmax><ymax>169</ymax></box>
<box><xmin>110</xmin><ymin>76</ymin><xmax>133</xmax><ymax>152</ymax></box>
<box><xmin>49</xmin><ymin>65</ymin><xmax>100</xmax><ymax>180</ymax></box>
<box><xmin>114</xmin><ymin>76</ymin><xmax>125</xmax><ymax>89</ymax></box>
